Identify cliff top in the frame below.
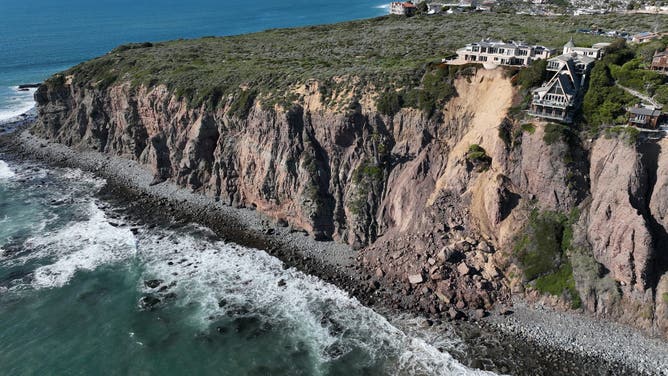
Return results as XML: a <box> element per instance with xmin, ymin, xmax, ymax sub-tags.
<box><xmin>54</xmin><ymin>12</ymin><xmax>667</xmax><ymax>109</ymax></box>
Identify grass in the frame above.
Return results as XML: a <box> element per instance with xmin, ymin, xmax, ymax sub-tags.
<box><xmin>521</xmin><ymin>123</ymin><xmax>536</xmax><ymax>134</ymax></box>
<box><xmin>50</xmin><ymin>12</ymin><xmax>668</xmax><ymax>112</ymax></box>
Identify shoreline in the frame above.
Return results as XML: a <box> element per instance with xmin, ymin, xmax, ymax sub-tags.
<box><xmin>1</xmin><ymin>123</ymin><xmax>667</xmax><ymax>375</ymax></box>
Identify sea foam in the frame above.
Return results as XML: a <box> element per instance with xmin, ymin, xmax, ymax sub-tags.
<box><xmin>0</xmin><ymin>160</ymin><xmax>16</xmax><ymax>179</ymax></box>
<box><xmin>23</xmin><ymin>202</ymin><xmax>136</xmax><ymax>288</ymax></box>
<box><xmin>137</xmin><ymin>225</ymin><xmax>495</xmax><ymax>376</ymax></box>
<box><xmin>0</xmin><ymin>87</ymin><xmax>36</xmax><ymax>123</ymax></box>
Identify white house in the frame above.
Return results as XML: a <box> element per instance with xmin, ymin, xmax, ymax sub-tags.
<box><xmin>454</xmin><ymin>39</ymin><xmax>554</xmax><ymax>67</ymax></box>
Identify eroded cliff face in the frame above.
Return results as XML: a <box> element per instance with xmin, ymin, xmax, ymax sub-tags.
<box><xmin>32</xmin><ymin>68</ymin><xmax>668</xmax><ymax>336</ymax></box>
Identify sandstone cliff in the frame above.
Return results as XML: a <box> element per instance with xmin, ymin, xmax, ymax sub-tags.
<box><xmin>32</xmin><ymin>66</ymin><xmax>668</xmax><ymax>336</ymax></box>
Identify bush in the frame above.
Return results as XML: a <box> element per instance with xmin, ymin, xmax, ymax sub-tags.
<box><xmin>604</xmin><ymin>126</ymin><xmax>640</xmax><ymax>145</ymax></box>
<box><xmin>543</xmin><ymin>123</ymin><xmax>568</xmax><ymax>145</ymax></box>
<box><xmin>466</xmin><ymin>144</ymin><xmax>492</xmax><ymax>171</ymax></box>
<box><xmin>534</xmin><ymin>263</ymin><xmax>582</xmax><ymax>309</ymax></box>
<box><xmin>514</xmin><ymin>209</ymin><xmax>582</xmax><ymax>308</ymax></box>
<box><xmin>376</xmin><ymin>91</ymin><xmax>402</xmax><ymax>116</ymax></box>
<box><xmin>663</xmin><ymin>292</ymin><xmax>668</xmax><ymax>304</ymax></box>
<box><xmin>521</xmin><ymin>123</ymin><xmax>536</xmax><ymax>134</ymax></box>
<box><xmin>229</xmin><ymin>89</ymin><xmax>257</xmax><ymax>118</ymax></box>
<box><xmin>515</xmin><ymin>59</ymin><xmax>548</xmax><ymax>91</ymax></box>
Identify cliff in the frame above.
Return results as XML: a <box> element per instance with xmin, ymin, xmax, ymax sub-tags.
<box><xmin>30</xmin><ymin>13</ymin><xmax>668</xmax><ymax>336</ymax></box>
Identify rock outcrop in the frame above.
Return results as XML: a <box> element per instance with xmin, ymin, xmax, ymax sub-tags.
<box><xmin>32</xmin><ymin>66</ymin><xmax>668</xmax><ymax>337</ymax></box>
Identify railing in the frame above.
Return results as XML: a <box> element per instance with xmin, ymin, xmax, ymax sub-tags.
<box><xmin>531</xmin><ymin>99</ymin><xmax>572</xmax><ymax>108</ymax></box>
<box><xmin>527</xmin><ymin>110</ymin><xmax>572</xmax><ymax>122</ymax></box>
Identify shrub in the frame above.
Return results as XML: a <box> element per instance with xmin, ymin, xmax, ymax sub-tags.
<box><xmin>521</xmin><ymin>123</ymin><xmax>536</xmax><ymax>134</ymax></box>
<box><xmin>376</xmin><ymin>91</ymin><xmax>402</xmax><ymax>116</ymax></box>
<box><xmin>229</xmin><ymin>89</ymin><xmax>257</xmax><ymax>118</ymax></box>
<box><xmin>604</xmin><ymin>126</ymin><xmax>640</xmax><ymax>145</ymax></box>
<box><xmin>515</xmin><ymin>59</ymin><xmax>548</xmax><ymax>91</ymax></box>
<box><xmin>543</xmin><ymin>123</ymin><xmax>567</xmax><ymax>145</ymax></box>
<box><xmin>466</xmin><ymin>144</ymin><xmax>492</xmax><ymax>171</ymax></box>
<box><xmin>663</xmin><ymin>292</ymin><xmax>668</xmax><ymax>304</ymax></box>
<box><xmin>514</xmin><ymin>209</ymin><xmax>582</xmax><ymax>308</ymax></box>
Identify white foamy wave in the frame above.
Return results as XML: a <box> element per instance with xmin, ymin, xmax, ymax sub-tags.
<box><xmin>20</xmin><ymin>202</ymin><xmax>136</xmax><ymax>288</ymax></box>
<box><xmin>375</xmin><ymin>3</ymin><xmax>390</xmax><ymax>9</ymax></box>
<box><xmin>0</xmin><ymin>87</ymin><xmax>36</xmax><ymax>122</ymax></box>
<box><xmin>0</xmin><ymin>160</ymin><xmax>16</xmax><ymax>179</ymax></box>
<box><xmin>138</xmin><ymin>227</ymin><xmax>495</xmax><ymax>376</ymax></box>
<box><xmin>61</xmin><ymin>167</ymin><xmax>106</xmax><ymax>189</ymax></box>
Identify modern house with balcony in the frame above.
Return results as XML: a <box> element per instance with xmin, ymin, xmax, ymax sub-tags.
<box><xmin>453</xmin><ymin>39</ymin><xmax>554</xmax><ymax>67</ymax></box>
<box><xmin>529</xmin><ymin>38</ymin><xmax>599</xmax><ymax>123</ymax></box>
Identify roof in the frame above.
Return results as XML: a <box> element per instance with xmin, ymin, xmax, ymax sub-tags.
<box><xmin>629</xmin><ymin>107</ymin><xmax>662</xmax><ymax>117</ymax></box>
<box><xmin>564</xmin><ymin>37</ymin><xmax>575</xmax><ymax>48</ymax></box>
<box><xmin>468</xmin><ymin>39</ymin><xmax>538</xmax><ymax>50</ymax></box>
<box><xmin>592</xmin><ymin>42</ymin><xmax>611</xmax><ymax>49</ymax></box>
<box><xmin>654</xmin><ymin>49</ymin><xmax>668</xmax><ymax>58</ymax></box>
<box><xmin>549</xmin><ymin>53</ymin><xmax>594</xmax><ymax>66</ymax></box>
<box><xmin>402</xmin><ymin>2</ymin><xmax>416</xmax><ymax>7</ymax></box>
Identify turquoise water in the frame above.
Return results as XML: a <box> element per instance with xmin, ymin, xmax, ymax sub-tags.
<box><xmin>0</xmin><ymin>0</ymin><xmax>388</xmax><ymax>120</ymax></box>
<box><xmin>0</xmin><ymin>158</ymin><xmax>490</xmax><ymax>375</ymax></box>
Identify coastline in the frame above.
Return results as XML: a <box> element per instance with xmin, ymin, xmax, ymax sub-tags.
<box><xmin>1</xmin><ymin>123</ymin><xmax>667</xmax><ymax>375</ymax></box>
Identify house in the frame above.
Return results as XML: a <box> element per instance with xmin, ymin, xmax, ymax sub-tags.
<box><xmin>529</xmin><ymin>38</ymin><xmax>598</xmax><ymax>123</ymax></box>
<box><xmin>390</xmin><ymin>1</ymin><xmax>417</xmax><ymax>15</ymax></box>
<box><xmin>632</xmin><ymin>32</ymin><xmax>659</xmax><ymax>43</ymax></box>
<box><xmin>628</xmin><ymin>106</ymin><xmax>663</xmax><ymax>129</ymax></box>
<box><xmin>562</xmin><ymin>37</ymin><xmax>606</xmax><ymax>59</ymax></box>
<box><xmin>651</xmin><ymin>49</ymin><xmax>668</xmax><ymax>73</ymax></box>
<box><xmin>453</xmin><ymin>39</ymin><xmax>554</xmax><ymax>67</ymax></box>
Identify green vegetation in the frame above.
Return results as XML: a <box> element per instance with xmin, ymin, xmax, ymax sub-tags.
<box><xmin>604</xmin><ymin>125</ymin><xmax>640</xmax><ymax>145</ymax></box>
<box><xmin>466</xmin><ymin>144</ymin><xmax>492</xmax><ymax>171</ymax></box>
<box><xmin>521</xmin><ymin>123</ymin><xmax>536</xmax><ymax>134</ymax></box>
<box><xmin>515</xmin><ymin>59</ymin><xmax>548</xmax><ymax>91</ymax></box>
<box><xmin>663</xmin><ymin>292</ymin><xmax>668</xmax><ymax>304</ymax></box>
<box><xmin>580</xmin><ymin>38</ymin><xmax>668</xmax><ymax>132</ymax></box>
<box><xmin>376</xmin><ymin>91</ymin><xmax>402</xmax><ymax>116</ymax></box>
<box><xmin>58</xmin><ymin>12</ymin><xmax>666</xmax><ymax>112</ymax></box>
<box><xmin>349</xmin><ymin>161</ymin><xmax>385</xmax><ymax>218</ymax></box>
<box><xmin>582</xmin><ymin>42</ymin><xmax>637</xmax><ymax>132</ymax></box>
<box><xmin>610</xmin><ymin>58</ymin><xmax>667</xmax><ymax>96</ymax></box>
<box><xmin>514</xmin><ymin>209</ymin><xmax>581</xmax><ymax>308</ymax></box>
<box><xmin>543</xmin><ymin>122</ymin><xmax>574</xmax><ymax>145</ymax></box>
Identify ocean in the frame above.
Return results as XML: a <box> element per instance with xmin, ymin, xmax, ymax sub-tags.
<box><xmin>0</xmin><ymin>157</ymin><xmax>495</xmax><ymax>375</ymax></box>
<box><xmin>0</xmin><ymin>0</ymin><xmax>389</xmax><ymax>121</ymax></box>
<box><xmin>0</xmin><ymin>2</ymin><xmax>497</xmax><ymax>375</ymax></box>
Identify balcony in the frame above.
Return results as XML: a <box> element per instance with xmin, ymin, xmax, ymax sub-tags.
<box><xmin>528</xmin><ymin>109</ymin><xmax>573</xmax><ymax>123</ymax></box>
<box><xmin>531</xmin><ymin>98</ymin><xmax>573</xmax><ymax>109</ymax></box>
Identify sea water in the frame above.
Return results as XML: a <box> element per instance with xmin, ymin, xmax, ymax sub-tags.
<box><xmin>0</xmin><ymin>2</ymin><xmax>495</xmax><ymax>374</ymax></box>
<box><xmin>0</xmin><ymin>0</ymin><xmax>389</xmax><ymax>122</ymax></box>
<box><xmin>0</xmin><ymin>157</ymin><xmax>493</xmax><ymax>375</ymax></box>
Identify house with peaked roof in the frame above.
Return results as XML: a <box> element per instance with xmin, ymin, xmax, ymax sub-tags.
<box><xmin>529</xmin><ymin>38</ymin><xmax>599</xmax><ymax>123</ymax></box>
<box><xmin>651</xmin><ymin>49</ymin><xmax>668</xmax><ymax>73</ymax></box>
<box><xmin>562</xmin><ymin>37</ymin><xmax>606</xmax><ymax>59</ymax></box>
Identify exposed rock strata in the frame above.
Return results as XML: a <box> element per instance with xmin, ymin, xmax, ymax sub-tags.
<box><xmin>32</xmin><ymin>68</ymin><xmax>668</xmax><ymax>336</ymax></box>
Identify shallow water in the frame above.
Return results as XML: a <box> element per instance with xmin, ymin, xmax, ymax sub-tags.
<box><xmin>0</xmin><ymin>157</ymin><xmax>493</xmax><ymax>375</ymax></box>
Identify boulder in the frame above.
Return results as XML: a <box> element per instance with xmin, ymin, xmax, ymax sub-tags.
<box><xmin>457</xmin><ymin>263</ymin><xmax>471</xmax><ymax>276</ymax></box>
<box><xmin>408</xmin><ymin>274</ymin><xmax>424</xmax><ymax>284</ymax></box>
<box><xmin>144</xmin><ymin>279</ymin><xmax>163</xmax><ymax>289</ymax></box>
